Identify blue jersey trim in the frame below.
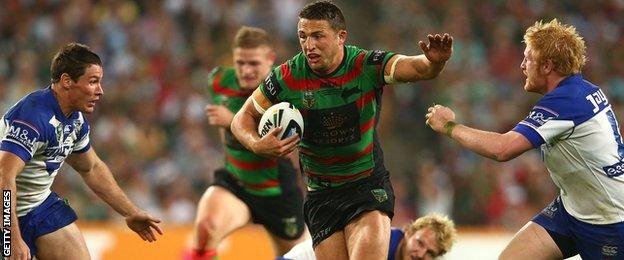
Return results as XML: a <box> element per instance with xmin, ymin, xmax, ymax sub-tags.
<box><xmin>512</xmin><ymin>123</ymin><xmax>545</xmax><ymax>148</ymax></box>
<box><xmin>0</xmin><ymin>141</ymin><xmax>33</xmax><ymax>162</ymax></box>
<box><xmin>71</xmin><ymin>143</ymin><xmax>91</xmax><ymax>154</ymax></box>
<box><xmin>537</xmin><ymin>74</ymin><xmax>603</xmax><ymax>125</ymax></box>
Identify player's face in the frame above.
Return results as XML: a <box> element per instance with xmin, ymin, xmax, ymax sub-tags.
<box><xmin>233</xmin><ymin>46</ymin><xmax>275</xmax><ymax>90</ymax></box>
<box><xmin>403</xmin><ymin>227</ymin><xmax>440</xmax><ymax>260</ymax></box>
<box><xmin>67</xmin><ymin>64</ymin><xmax>103</xmax><ymax>114</ymax></box>
<box><xmin>297</xmin><ymin>18</ymin><xmax>346</xmax><ymax>75</ymax></box>
<box><xmin>521</xmin><ymin>46</ymin><xmax>547</xmax><ymax>94</ymax></box>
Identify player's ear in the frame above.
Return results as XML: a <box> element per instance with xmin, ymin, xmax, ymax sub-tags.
<box><xmin>541</xmin><ymin>59</ymin><xmax>554</xmax><ymax>75</ymax></box>
<box><xmin>60</xmin><ymin>73</ymin><xmax>72</xmax><ymax>90</ymax></box>
<box><xmin>337</xmin><ymin>30</ymin><xmax>347</xmax><ymax>45</ymax></box>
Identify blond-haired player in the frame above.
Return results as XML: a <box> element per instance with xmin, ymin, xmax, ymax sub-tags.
<box><xmin>279</xmin><ymin>213</ymin><xmax>456</xmax><ymax>260</ymax></box>
<box><xmin>427</xmin><ymin>19</ymin><xmax>624</xmax><ymax>259</ymax></box>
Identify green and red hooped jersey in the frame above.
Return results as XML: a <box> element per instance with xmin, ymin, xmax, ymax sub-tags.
<box><xmin>259</xmin><ymin>45</ymin><xmax>396</xmax><ymax>190</ymax></box>
<box><xmin>207</xmin><ymin>67</ymin><xmax>288</xmax><ymax>196</ymax></box>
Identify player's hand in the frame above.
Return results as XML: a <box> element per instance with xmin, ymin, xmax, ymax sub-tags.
<box><xmin>205</xmin><ymin>104</ymin><xmax>234</xmax><ymax>128</ymax></box>
<box><xmin>125</xmin><ymin>211</ymin><xmax>163</xmax><ymax>242</ymax></box>
<box><xmin>425</xmin><ymin>104</ymin><xmax>456</xmax><ymax>133</ymax></box>
<box><xmin>252</xmin><ymin>127</ymin><xmax>300</xmax><ymax>158</ymax></box>
<box><xmin>7</xmin><ymin>236</ymin><xmax>30</xmax><ymax>260</ymax></box>
<box><xmin>419</xmin><ymin>33</ymin><xmax>453</xmax><ymax>64</ymax></box>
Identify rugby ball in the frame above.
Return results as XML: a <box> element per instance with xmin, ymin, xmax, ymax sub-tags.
<box><xmin>257</xmin><ymin>102</ymin><xmax>304</xmax><ymax>139</ymax></box>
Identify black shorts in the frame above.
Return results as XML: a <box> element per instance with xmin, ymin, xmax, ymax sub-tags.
<box><xmin>304</xmin><ymin>171</ymin><xmax>395</xmax><ymax>246</ymax></box>
<box><xmin>212</xmin><ymin>160</ymin><xmax>305</xmax><ymax>240</ymax></box>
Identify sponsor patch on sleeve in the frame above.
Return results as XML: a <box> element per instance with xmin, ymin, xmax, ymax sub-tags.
<box><xmin>522</xmin><ymin>106</ymin><xmax>559</xmax><ymax>128</ymax></box>
<box><xmin>3</xmin><ymin>120</ymin><xmax>40</xmax><ymax>153</ymax></box>
<box><xmin>262</xmin><ymin>72</ymin><xmax>282</xmax><ymax>103</ymax></box>
<box><xmin>366</xmin><ymin>50</ymin><xmax>389</xmax><ymax>65</ymax></box>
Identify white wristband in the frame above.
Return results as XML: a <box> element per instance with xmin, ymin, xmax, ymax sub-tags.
<box><xmin>384</xmin><ymin>55</ymin><xmax>405</xmax><ymax>84</ymax></box>
<box><xmin>252</xmin><ymin>96</ymin><xmax>266</xmax><ymax>114</ymax></box>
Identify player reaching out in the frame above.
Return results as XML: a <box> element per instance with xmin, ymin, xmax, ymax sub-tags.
<box><xmin>0</xmin><ymin>42</ymin><xmax>162</xmax><ymax>260</ymax></box>
<box><xmin>426</xmin><ymin>19</ymin><xmax>624</xmax><ymax>259</ymax></box>
<box><xmin>231</xmin><ymin>1</ymin><xmax>453</xmax><ymax>259</ymax></box>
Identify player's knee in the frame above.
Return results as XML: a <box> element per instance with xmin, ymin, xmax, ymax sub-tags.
<box><xmin>197</xmin><ymin>216</ymin><xmax>222</xmax><ymax>239</ymax></box>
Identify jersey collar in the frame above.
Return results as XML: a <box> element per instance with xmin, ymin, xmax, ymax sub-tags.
<box><xmin>45</xmin><ymin>86</ymin><xmax>80</xmax><ymax>125</ymax></box>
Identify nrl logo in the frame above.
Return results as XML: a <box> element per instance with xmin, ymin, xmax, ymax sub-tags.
<box><xmin>371</xmin><ymin>188</ymin><xmax>388</xmax><ymax>203</ymax></box>
<box><xmin>303</xmin><ymin>91</ymin><xmax>315</xmax><ymax>109</ymax></box>
<box><xmin>282</xmin><ymin>217</ymin><xmax>299</xmax><ymax>238</ymax></box>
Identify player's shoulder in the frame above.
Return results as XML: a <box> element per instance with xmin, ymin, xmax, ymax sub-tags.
<box><xmin>348</xmin><ymin>45</ymin><xmax>393</xmax><ymax>66</ymax></box>
<box><xmin>538</xmin><ymin>74</ymin><xmax>603</xmax><ymax>122</ymax></box>
<box><xmin>273</xmin><ymin>53</ymin><xmax>306</xmax><ymax>84</ymax></box>
<box><xmin>209</xmin><ymin>66</ymin><xmax>236</xmax><ymax>80</ymax></box>
<box><xmin>549</xmin><ymin>74</ymin><xmax>597</xmax><ymax>97</ymax></box>
<box><xmin>208</xmin><ymin>66</ymin><xmax>238</xmax><ymax>91</ymax></box>
<box><xmin>282</xmin><ymin>52</ymin><xmax>307</xmax><ymax>74</ymax></box>
<box><xmin>4</xmin><ymin>88</ymin><xmax>52</xmax><ymax>124</ymax></box>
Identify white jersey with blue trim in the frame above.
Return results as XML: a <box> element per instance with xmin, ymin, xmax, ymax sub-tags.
<box><xmin>0</xmin><ymin>87</ymin><xmax>90</xmax><ymax>217</ymax></box>
<box><xmin>513</xmin><ymin>74</ymin><xmax>624</xmax><ymax>225</ymax></box>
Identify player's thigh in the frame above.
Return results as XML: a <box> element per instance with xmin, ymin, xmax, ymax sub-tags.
<box><xmin>499</xmin><ymin>221</ymin><xmax>563</xmax><ymax>260</ymax></box>
<box><xmin>195</xmin><ymin>185</ymin><xmax>251</xmax><ymax>235</ymax></box>
<box><xmin>314</xmin><ymin>230</ymin><xmax>348</xmax><ymax>260</ymax></box>
<box><xmin>35</xmin><ymin>222</ymin><xmax>90</xmax><ymax>260</ymax></box>
<box><xmin>344</xmin><ymin>210</ymin><xmax>391</xmax><ymax>260</ymax></box>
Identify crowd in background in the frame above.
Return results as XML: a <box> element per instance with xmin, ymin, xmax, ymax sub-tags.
<box><xmin>1</xmin><ymin>0</ymin><xmax>623</xmax><ymax>230</ymax></box>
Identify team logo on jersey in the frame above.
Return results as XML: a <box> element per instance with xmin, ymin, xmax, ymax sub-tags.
<box><xmin>371</xmin><ymin>189</ymin><xmax>388</xmax><ymax>203</ymax></box>
<box><xmin>72</xmin><ymin>119</ymin><xmax>83</xmax><ymax>131</ymax></box>
<box><xmin>524</xmin><ymin>106</ymin><xmax>558</xmax><ymax>128</ymax></box>
<box><xmin>281</xmin><ymin>217</ymin><xmax>299</xmax><ymax>238</ymax></box>
<box><xmin>49</xmin><ymin>116</ymin><xmax>64</xmax><ymax>142</ymax></box>
<box><xmin>303</xmin><ymin>91</ymin><xmax>315</xmax><ymax>109</ymax></box>
<box><xmin>602</xmin><ymin>245</ymin><xmax>618</xmax><ymax>256</ymax></box>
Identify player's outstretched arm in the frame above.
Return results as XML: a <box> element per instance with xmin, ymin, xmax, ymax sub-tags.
<box><xmin>425</xmin><ymin>104</ymin><xmax>533</xmax><ymax>162</ymax></box>
<box><xmin>388</xmin><ymin>33</ymin><xmax>453</xmax><ymax>83</ymax></box>
<box><xmin>231</xmin><ymin>89</ymin><xmax>299</xmax><ymax>157</ymax></box>
<box><xmin>66</xmin><ymin>148</ymin><xmax>163</xmax><ymax>242</ymax></box>
<box><xmin>0</xmin><ymin>151</ymin><xmax>31</xmax><ymax>260</ymax></box>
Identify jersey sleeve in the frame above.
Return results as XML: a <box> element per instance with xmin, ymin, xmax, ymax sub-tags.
<box><xmin>364</xmin><ymin>49</ymin><xmax>396</xmax><ymax>86</ymax></box>
<box><xmin>259</xmin><ymin>67</ymin><xmax>284</xmax><ymax>104</ymax></box>
<box><xmin>72</xmin><ymin>117</ymin><xmax>91</xmax><ymax>154</ymax></box>
<box><xmin>0</xmin><ymin>112</ymin><xmax>42</xmax><ymax>163</ymax></box>
<box><xmin>512</xmin><ymin>91</ymin><xmax>592</xmax><ymax>148</ymax></box>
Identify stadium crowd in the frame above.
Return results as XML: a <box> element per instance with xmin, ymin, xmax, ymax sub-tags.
<box><xmin>1</xmin><ymin>0</ymin><xmax>623</xmax><ymax>230</ymax></box>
